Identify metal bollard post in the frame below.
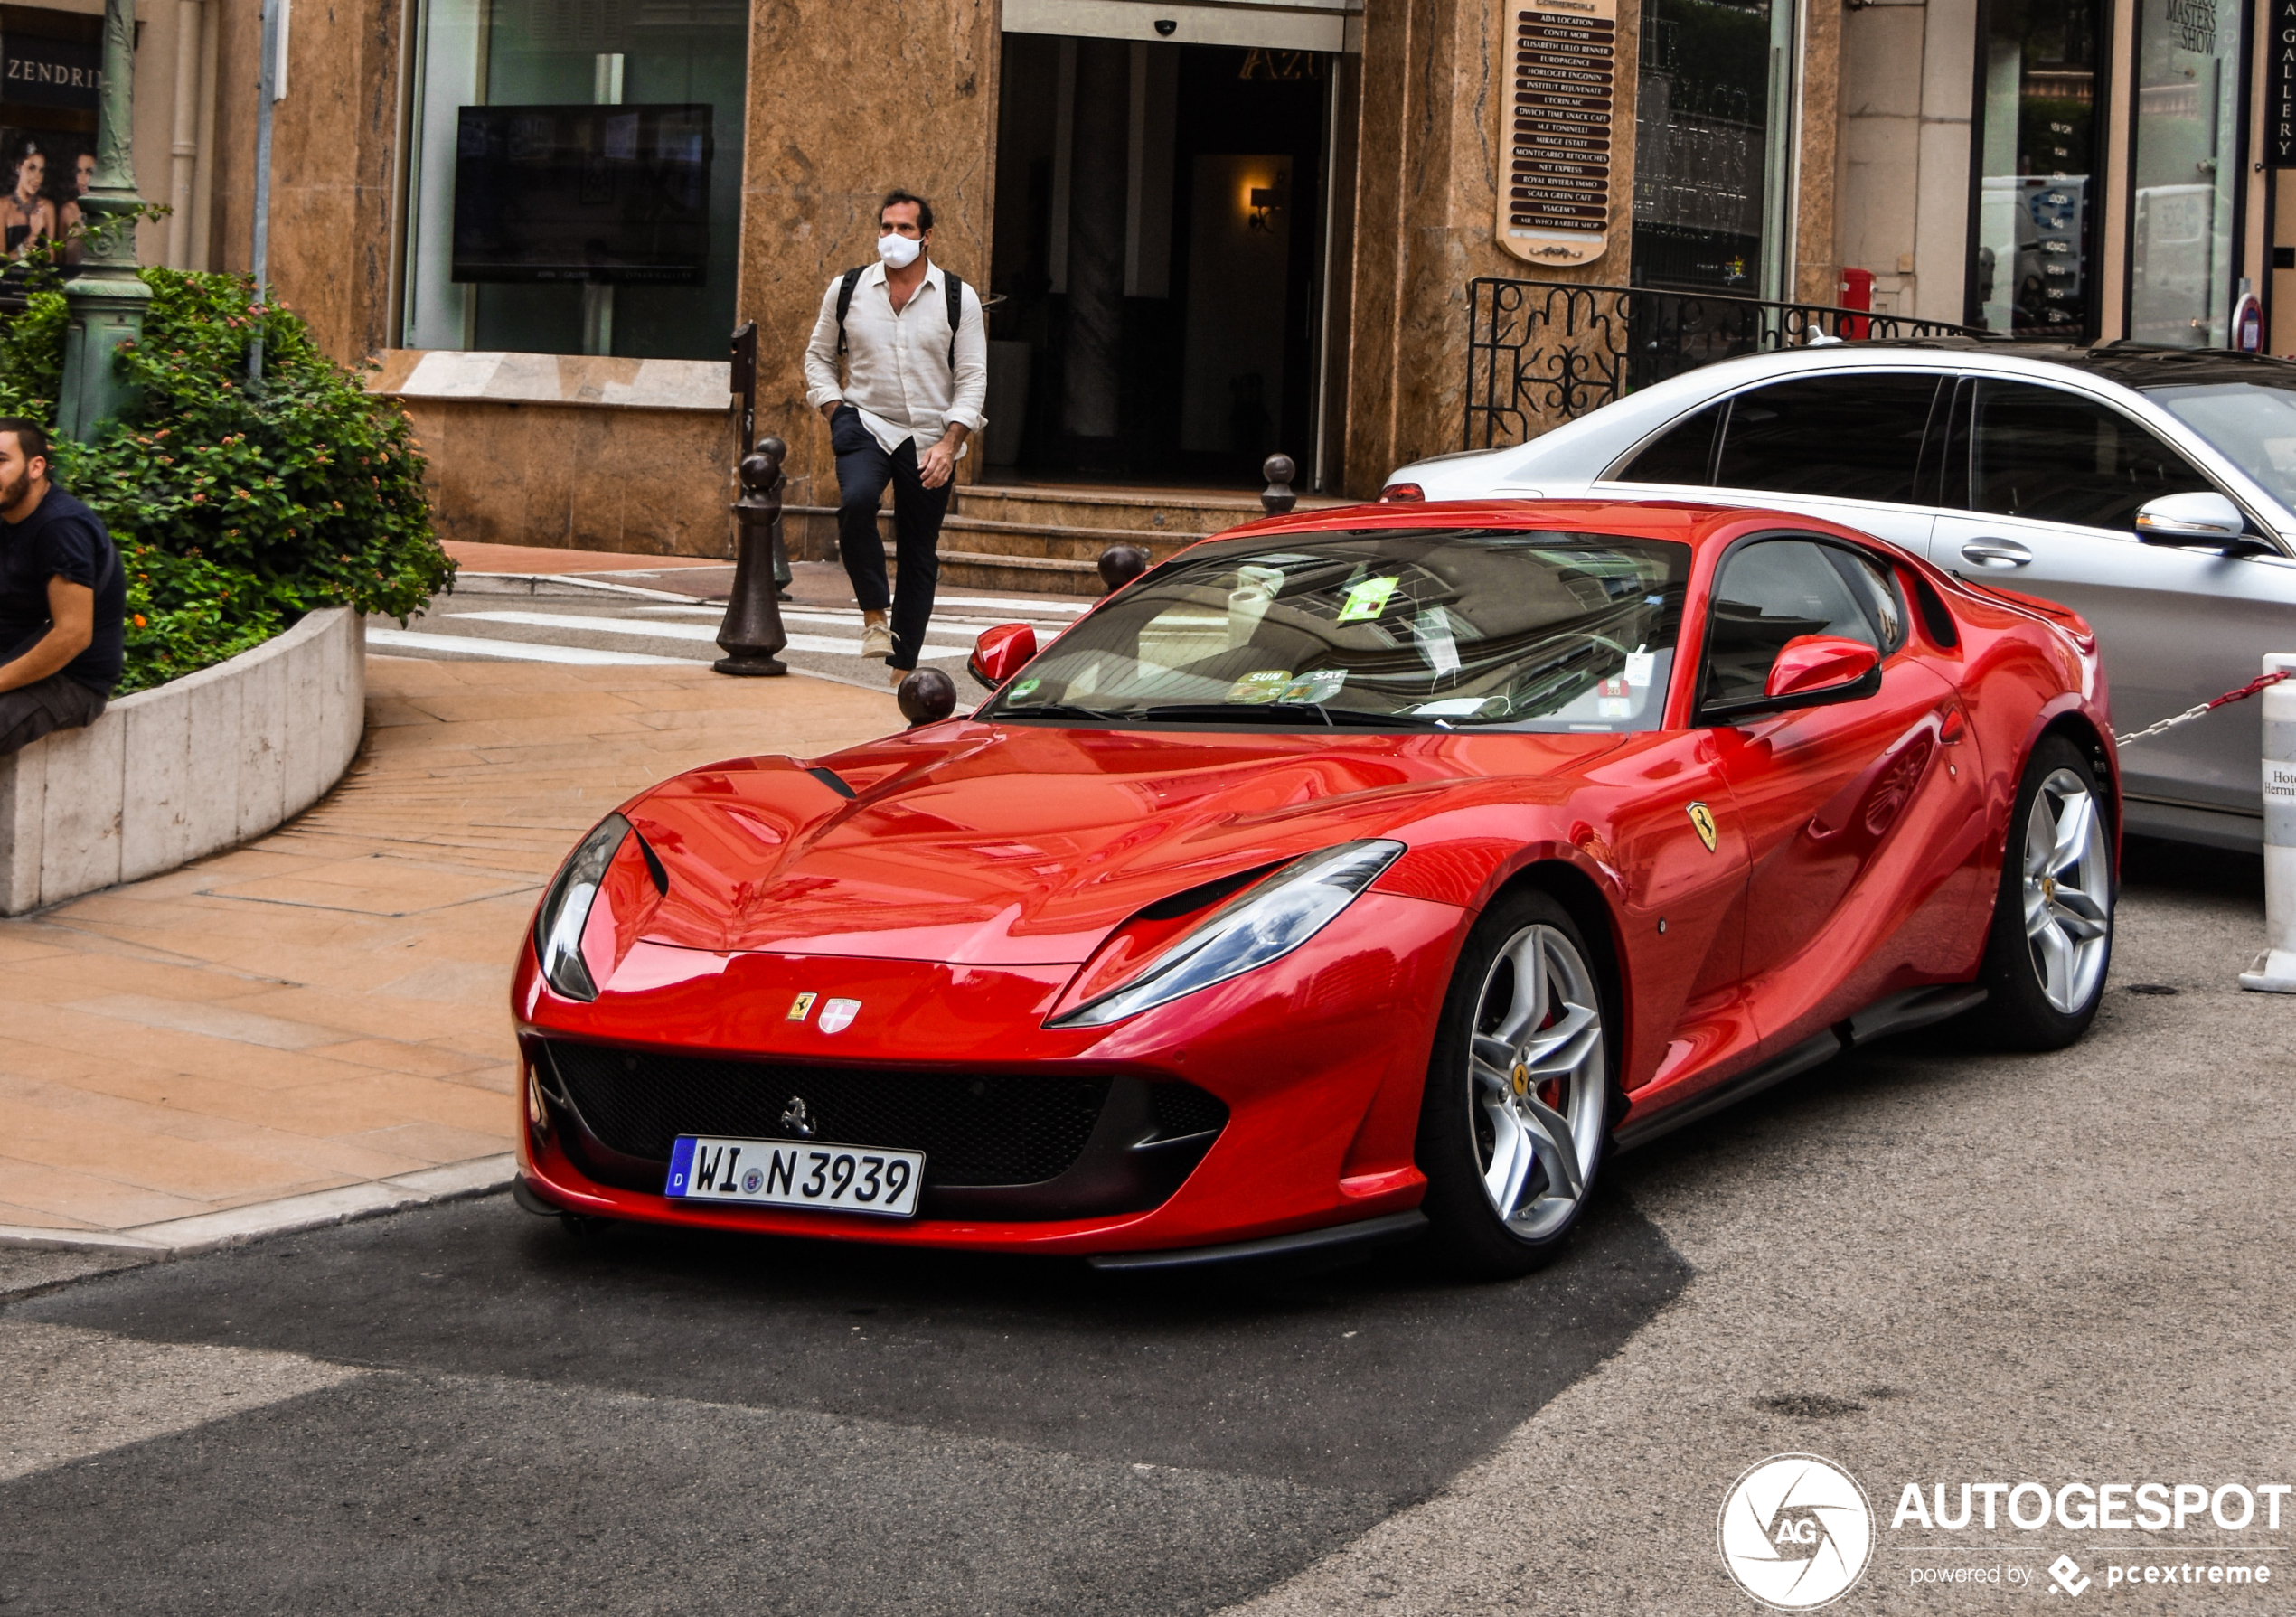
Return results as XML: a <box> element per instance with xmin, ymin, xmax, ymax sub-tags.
<box><xmin>713</xmin><ymin>437</ymin><xmax>792</xmax><ymax>677</ymax></box>
<box><xmin>2240</xmin><ymin>653</ymin><xmax>2296</xmax><ymax>991</ymax></box>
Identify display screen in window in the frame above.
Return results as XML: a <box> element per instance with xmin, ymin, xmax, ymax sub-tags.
<box><xmin>452</xmin><ymin>103</ymin><xmax>712</xmax><ymax>286</ymax></box>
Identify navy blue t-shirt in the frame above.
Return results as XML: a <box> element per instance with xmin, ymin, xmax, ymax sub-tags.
<box><xmin>0</xmin><ymin>486</ymin><xmax>125</xmax><ymax>695</ymax></box>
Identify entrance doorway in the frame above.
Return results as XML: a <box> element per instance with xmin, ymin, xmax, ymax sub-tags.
<box><xmin>987</xmin><ymin>39</ymin><xmax>1332</xmax><ymax>484</ymax></box>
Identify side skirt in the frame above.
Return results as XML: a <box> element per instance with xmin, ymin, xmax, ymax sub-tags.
<box><xmin>1613</xmin><ymin>982</ymin><xmax>1987</xmax><ymax>1153</ymax></box>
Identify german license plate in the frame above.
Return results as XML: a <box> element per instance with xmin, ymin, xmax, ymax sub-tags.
<box><xmin>665</xmin><ymin>1135</ymin><xmax>923</xmax><ymax>1217</ymax></box>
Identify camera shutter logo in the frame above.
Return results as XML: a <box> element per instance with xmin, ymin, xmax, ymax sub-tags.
<box><xmin>1717</xmin><ymin>1453</ymin><xmax>1874</xmax><ymax>1610</ymax></box>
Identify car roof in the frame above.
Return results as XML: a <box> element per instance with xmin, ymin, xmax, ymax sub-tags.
<box><xmin>1200</xmin><ymin>497</ymin><xmax>1891</xmax><ymax>558</ymax></box>
<box><xmin>1843</xmin><ymin>337</ymin><xmax>2296</xmax><ymax>390</ymax></box>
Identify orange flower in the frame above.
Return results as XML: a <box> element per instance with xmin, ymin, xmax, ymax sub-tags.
<box><xmin>132</xmin><ymin>614</ymin><xmax>146</xmax><ymax>628</ymax></box>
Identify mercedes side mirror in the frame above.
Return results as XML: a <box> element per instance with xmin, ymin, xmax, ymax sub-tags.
<box><xmin>1764</xmin><ymin>635</ymin><xmax>1880</xmax><ymax>700</ymax></box>
<box><xmin>967</xmin><ymin>623</ymin><xmax>1038</xmax><ymax>691</ymax></box>
<box><xmin>2135</xmin><ymin>492</ymin><xmax>2266</xmax><ymax>551</ymax></box>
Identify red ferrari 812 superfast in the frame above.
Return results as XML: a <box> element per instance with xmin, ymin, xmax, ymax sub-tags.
<box><xmin>512</xmin><ymin>499</ymin><xmax>2115</xmax><ymax>1276</ymax></box>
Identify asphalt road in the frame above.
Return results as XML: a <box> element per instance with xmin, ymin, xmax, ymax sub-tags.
<box><xmin>3</xmin><ymin>838</ymin><xmax>2291</xmax><ymax>1615</ymax></box>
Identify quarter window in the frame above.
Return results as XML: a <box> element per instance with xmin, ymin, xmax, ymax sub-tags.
<box><xmin>1710</xmin><ymin>374</ymin><xmax>1943</xmax><ymax>503</ymax></box>
<box><xmin>1968</xmin><ymin>380</ymin><xmax>2215</xmax><ymax>531</ymax></box>
<box><xmin>1702</xmin><ymin>539</ymin><xmax>1902</xmax><ymax>709</ymax></box>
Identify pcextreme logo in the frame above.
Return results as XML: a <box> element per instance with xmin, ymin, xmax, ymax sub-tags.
<box><xmin>1719</xmin><ymin>1453</ymin><xmax>1877</xmax><ymax>1610</ymax></box>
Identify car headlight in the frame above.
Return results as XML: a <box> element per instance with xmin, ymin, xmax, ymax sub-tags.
<box><xmin>1050</xmin><ymin>839</ymin><xmax>1406</xmax><ymax>1029</ymax></box>
<box><xmin>534</xmin><ymin>813</ymin><xmax>630</xmax><ymax>1002</ymax></box>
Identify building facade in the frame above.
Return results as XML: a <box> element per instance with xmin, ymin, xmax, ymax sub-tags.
<box><xmin>24</xmin><ymin>0</ymin><xmax>2296</xmax><ymax>554</ymax></box>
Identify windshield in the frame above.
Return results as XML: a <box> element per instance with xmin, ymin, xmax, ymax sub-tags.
<box><xmin>2145</xmin><ymin>381</ymin><xmax>2296</xmax><ymax>510</ymax></box>
<box><xmin>984</xmin><ymin>528</ymin><xmax>1692</xmax><ymax>730</ymax></box>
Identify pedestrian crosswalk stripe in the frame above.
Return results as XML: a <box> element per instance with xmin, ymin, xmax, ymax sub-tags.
<box><xmin>455</xmin><ymin>610</ymin><xmax>974</xmax><ymax>656</ymax></box>
<box><xmin>367</xmin><ymin>629</ymin><xmax>688</xmax><ymax>665</ymax></box>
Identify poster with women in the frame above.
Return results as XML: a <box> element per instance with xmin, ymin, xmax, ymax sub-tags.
<box><xmin>0</xmin><ymin>6</ymin><xmax>102</xmax><ymax>265</ymax></box>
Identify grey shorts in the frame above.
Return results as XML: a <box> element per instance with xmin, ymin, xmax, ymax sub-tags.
<box><xmin>0</xmin><ymin>671</ymin><xmax>107</xmax><ymax>759</ymax></box>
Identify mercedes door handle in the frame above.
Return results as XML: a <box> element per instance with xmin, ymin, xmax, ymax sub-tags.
<box><xmin>1959</xmin><ymin>538</ymin><xmax>2032</xmax><ymax>568</ymax></box>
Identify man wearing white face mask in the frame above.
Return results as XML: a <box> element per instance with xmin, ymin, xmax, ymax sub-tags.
<box><xmin>802</xmin><ymin>190</ymin><xmax>988</xmax><ymax>685</ymax></box>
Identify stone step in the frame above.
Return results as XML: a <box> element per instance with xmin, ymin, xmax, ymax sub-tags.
<box><xmin>951</xmin><ymin>484</ymin><xmax>1348</xmax><ymax>535</ymax></box>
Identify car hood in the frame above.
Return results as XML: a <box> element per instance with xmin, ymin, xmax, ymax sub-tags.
<box><xmin>621</xmin><ymin>722</ymin><xmax>1625</xmax><ymax>963</ymax></box>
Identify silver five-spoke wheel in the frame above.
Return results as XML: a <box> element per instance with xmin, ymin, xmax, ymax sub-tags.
<box><xmin>1466</xmin><ymin>923</ymin><xmax>1607</xmax><ymax>1242</ymax></box>
<box><xmin>2021</xmin><ymin>766</ymin><xmax>2111</xmax><ymax>1014</ymax></box>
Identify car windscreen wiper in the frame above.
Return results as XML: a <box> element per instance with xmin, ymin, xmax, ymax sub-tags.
<box><xmin>1126</xmin><ymin>702</ymin><xmax>1450</xmax><ymax>729</ymax></box>
<box><xmin>992</xmin><ymin>702</ymin><xmax>1124</xmax><ymax>723</ymax></box>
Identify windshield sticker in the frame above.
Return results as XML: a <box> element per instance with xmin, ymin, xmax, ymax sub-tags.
<box><xmin>1623</xmin><ymin>649</ymin><xmax>1656</xmax><ymax>687</ymax></box>
<box><xmin>1413</xmin><ymin>609</ymin><xmax>1462</xmax><ymax>675</ymax></box>
<box><xmin>1282</xmin><ymin>668</ymin><xmax>1348</xmax><ymax>703</ymax></box>
<box><xmin>1008</xmin><ymin>678</ymin><xmax>1041</xmax><ymax>700</ymax></box>
<box><xmin>1335</xmin><ymin>576</ymin><xmax>1401</xmax><ymax>624</ymax></box>
<box><xmin>1226</xmin><ymin>669</ymin><xmax>1293</xmax><ymax>704</ymax></box>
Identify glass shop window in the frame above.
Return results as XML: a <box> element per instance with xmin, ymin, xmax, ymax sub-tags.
<box><xmin>1971</xmin><ymin>0</ymin><xmax>2102</xmax><ymax>335</ymax></box>
<box><xmin>2127</xmin><ymin>0</ymin><xmax>2241</xmax><ymax>345</ymax></box>
<box><xmin>399</xmin><ymin>0</ymin><xmax>746</xmax><ymax>359</ymax></box>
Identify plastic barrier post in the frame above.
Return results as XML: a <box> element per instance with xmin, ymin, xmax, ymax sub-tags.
<box><xmin>2239</xmin><ymin>653</ymin><xmax>2296</xmax><ymax>992</ymax></box>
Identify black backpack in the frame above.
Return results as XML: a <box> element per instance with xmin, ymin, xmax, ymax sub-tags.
<box><xmin>835</xmin><ymin>264</ymin><xmax>965</xmax><ymax>371</ymax></box>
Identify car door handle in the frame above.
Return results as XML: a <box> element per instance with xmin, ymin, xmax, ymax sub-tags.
<box><xmin>1959</xmin><ymin>538</ymin><xmax>2032</xmax><ymax>568</ymax></box>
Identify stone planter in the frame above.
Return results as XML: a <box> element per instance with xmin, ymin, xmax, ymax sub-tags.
<box><xmin>0</xmin><ymin>606</ymin><xmax>363</xmax><ymax>916</ymax></box>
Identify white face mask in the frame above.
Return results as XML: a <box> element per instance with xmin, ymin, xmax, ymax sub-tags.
<box><xmin>877</xmin><ymin>232</ymin><xmax>923</xmax><ymax>269</ymax></box>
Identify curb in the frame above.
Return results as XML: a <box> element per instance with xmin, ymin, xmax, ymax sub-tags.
<box><xmin>0</xmin><ymin>1154</ymin><xmax>517</xmax><ymax>1260</ymax></box>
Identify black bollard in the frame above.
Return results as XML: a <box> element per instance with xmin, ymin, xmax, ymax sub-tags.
<box><xmin>714</xmin><ymin>437</ymin><xmax>792</xmax><ymax>677</ymax></box>
<box><xmin>898</xmin><ymin>667</ymin><xmax>958</xmax><ymax>728</ymax></box>
<box><xmin>1261</xmin><ymin>453</ymin><xmax>1297</xmax><ymax>514</ymax></box>
<box><xmin>1098</xmin><ymin>543</ymin><xmax>1151</xmax><ymax>595</ymax></box>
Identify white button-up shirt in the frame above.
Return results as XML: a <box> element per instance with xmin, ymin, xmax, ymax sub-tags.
<box><xmin>802</xmin><ymin>259</ymin><xmax>988</xmax><ymax>457</ymax></box>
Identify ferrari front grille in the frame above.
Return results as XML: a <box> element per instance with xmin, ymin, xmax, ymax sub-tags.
<box><xmin>540</xmin><ymin>1039</ymin><xmax>1218</xmax><ymax>1189</ymax></box>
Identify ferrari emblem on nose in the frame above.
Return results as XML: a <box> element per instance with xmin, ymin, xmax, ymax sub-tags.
<box><xmin>1688</xmin><ymin>801</ymin><xmax>1719</xmax><ymax>852</ymax></box>
<box><xmin>786</xmin><ymin>992</ymin><xmax>817</xmax><ymax>1022</ymax></box>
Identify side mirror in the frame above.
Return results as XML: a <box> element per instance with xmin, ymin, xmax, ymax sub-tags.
<box><xmin>967</xmin><ymin>623</ymin><xmax>1038</xmax><ymax>691</ymax></box>
<box><xmin>2135</xmin><ymin>491</ymin><xmax>2251</xmax><ymax>545</ymax></box>
<box><xmin>1764</xmin><ymin>635</ymin><xmax>1880</xmax><ymax>700</ymax></box>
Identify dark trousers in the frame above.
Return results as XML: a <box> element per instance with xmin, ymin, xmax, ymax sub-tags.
<box><xmin>0</xmin><ymin>670</ymin><xmax>105</xmax><ymax>758</ymax></box>
<box><xmin>833</xmin><ymin>411</ymin><xmax>951</xmax><ymax>672</ymax></box>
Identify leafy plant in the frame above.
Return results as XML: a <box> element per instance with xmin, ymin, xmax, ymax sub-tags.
<box><xmin>0</xmin><ymin>266</ymin><xmax>452</xmax><ymax>691</ymax></box>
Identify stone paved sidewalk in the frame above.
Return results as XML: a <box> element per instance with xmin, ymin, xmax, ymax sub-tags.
<box><xmin>0</xmin><ymin>653</ymin><xmax>892</xmax><ymax>1246</ymax></box>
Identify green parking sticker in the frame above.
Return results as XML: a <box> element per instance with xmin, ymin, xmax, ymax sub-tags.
<box><xmin>1226</xmin><ymin>669</ymin><xmax>1293</xmax><ymax>704</ymax></box>
<box><xmin>1335</xmin><ymin>576</ymin><xmax>1400</xmax><ymax>624</ymax></box>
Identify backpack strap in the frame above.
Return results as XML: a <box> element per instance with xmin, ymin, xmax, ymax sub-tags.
<box><xmin>944</xmin><ymin>270</ymin><xmax>965</xmax><ymax>371</ymax></box>
<box><xmin>833</xmin><ymin>266</ymin><xmax>864</xmax><ymax>355</ymax></box>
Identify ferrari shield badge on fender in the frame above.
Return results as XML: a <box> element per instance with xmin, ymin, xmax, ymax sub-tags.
<box><xmin>818</xmin><ymin>998</ymin><xmax>862</xmax><ymax>1034</ymax></box>
<box><xmin>1688</xmin><ymin>802</ymin><xmax>1718</xmax><ymax>852</ymax></box>
<box><xmin>786</xmin><ymin>992</ymin><xmax>817</xmax><ymax>1022</ymax></box>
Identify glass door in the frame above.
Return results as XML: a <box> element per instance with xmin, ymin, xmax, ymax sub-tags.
<box><xmin>1630</xmin><ymin>0</ymin><xmax>1794</xmax><ymax>297</ymax></box>
<box><xmin>2129</xmin><ymin>0</ymin><xmax>2241</xmax><ymax>344</ymax></box>
<box><xmin>1972</xmin><ymin>0</ymin><xmax>2103</xmax><ymax>334</ymax></box>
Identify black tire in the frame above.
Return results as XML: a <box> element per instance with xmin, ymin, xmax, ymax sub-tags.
<box><xmin>1973</xmin><ymin>734</ymin><xmax>2114</xmax><ymax>1050</ymax></box>
<box><xmin>1416</xmin><ymin>888</ymin><xmax>1615</xmax><ymax>1279</ymax></box>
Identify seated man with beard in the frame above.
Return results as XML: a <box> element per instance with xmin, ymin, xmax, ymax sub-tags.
<box><xmin>0</xmin><ymin>418</ymin><xmax>124</xmax><ymax>757</ymax></box>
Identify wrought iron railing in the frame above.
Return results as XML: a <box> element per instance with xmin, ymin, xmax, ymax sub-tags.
<box><xmin>1463</xmin><ymin>278</ymin><xmax>1993</xmax><ymax>450</ymax></box>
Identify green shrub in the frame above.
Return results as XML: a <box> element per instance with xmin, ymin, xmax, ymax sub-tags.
<box><xmin>0</xmin><ymin>267</ymin><xmax>452</xmax><ymax>691</ymax></box>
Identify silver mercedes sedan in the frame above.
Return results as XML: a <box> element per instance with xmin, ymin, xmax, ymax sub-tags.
<box><xmin>1384</xmin><ymin>341</ymin><xmax>2296</xmax><ymax>851</ymax></box>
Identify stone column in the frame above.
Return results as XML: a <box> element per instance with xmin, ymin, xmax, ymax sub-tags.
<box><xmin>59</xmin><ymin>0</ymin><xmax>151</xmax><ymax>440</ymax></box>
<box><xmin>734</xmin><ymin>0</ymin><xmax>1000</xmax><ymax>521</ymax></box>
